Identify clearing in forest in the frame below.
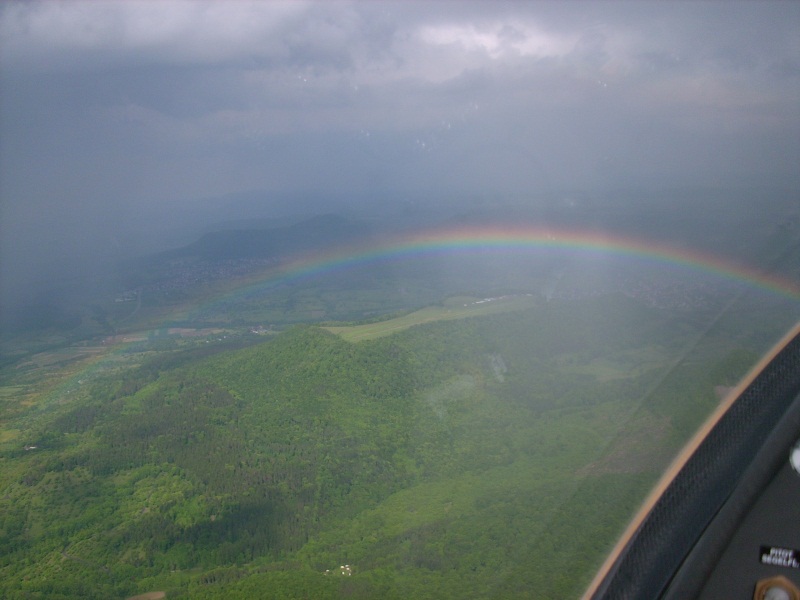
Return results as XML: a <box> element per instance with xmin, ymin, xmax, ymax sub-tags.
<box><xmin>324</xmin><ymin>294</ymin><xmax>535</xmax><ymax>341</ymax></box>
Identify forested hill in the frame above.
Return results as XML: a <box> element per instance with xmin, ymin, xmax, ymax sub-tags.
<box><xmin>0</xmin><ymin>300</ymin><xmax>759</xmax><ymax>599</ymax></box>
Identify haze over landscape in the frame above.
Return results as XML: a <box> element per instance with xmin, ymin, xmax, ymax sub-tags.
<box><xmin>2</xmin><ymin>0</ymin><xmax>799</xmax><ymax>315</ymax></box>
<box><xmin>0</xmin><ymin>2</ymin><xmax>799</xmax><ymax>599</ymax></box>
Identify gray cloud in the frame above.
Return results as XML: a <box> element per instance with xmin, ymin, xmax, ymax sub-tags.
<box><xmin>1</xmin><ymin>1</ymin><xmax>799</xmax><ymax>311</ymax></box>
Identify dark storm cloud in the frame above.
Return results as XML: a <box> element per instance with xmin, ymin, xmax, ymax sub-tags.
<box><xmin>1</xmin><ymin>1</ymin><xmax>799</xmax><ymax>311</ymax></box>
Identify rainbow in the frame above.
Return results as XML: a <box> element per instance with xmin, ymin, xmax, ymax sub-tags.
<box><xmin>39</xmin><ymin>224</ymin><xmax>799</xmax><ymax>406</ymax></box>
<box><xmin>193</xmin><ymin>224</ymin><xmax>800</xmax><ymax>314</ymax></box>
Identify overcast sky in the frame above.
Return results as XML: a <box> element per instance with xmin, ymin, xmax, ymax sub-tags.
<box><xmin>1</xmin><ymin>1</ymin><xmax>799</xmax><ymax>308</ymax></box>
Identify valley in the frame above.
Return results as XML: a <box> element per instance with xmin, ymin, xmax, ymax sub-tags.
<box><xmin>1</xmin><ymin>212</ymin><xmax>798</xmax><ymax>599</ymax></box>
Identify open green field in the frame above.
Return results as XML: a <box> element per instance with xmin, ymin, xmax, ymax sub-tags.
<box><xmin>324</xmin><ymin>294</ymin><xmax>536</xmax><ymax>341</ymax></box>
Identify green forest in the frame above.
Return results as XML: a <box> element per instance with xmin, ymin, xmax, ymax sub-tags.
<box><xmin>0</xmin><ymin>290</ymin><xmax>782</xmax><ymax>599</ymax></box>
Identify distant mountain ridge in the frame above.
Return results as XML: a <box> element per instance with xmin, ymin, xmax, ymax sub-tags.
<box><xmin>160</xmin><ymin>213</ymin><xmax>375</xmax><ymax>261</ymax></box>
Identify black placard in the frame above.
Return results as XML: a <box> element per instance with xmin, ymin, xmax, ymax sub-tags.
<box><xmin>760</xmin><ymin>546</ymin><xmax>800</xmax><ymax>569</ymax></box>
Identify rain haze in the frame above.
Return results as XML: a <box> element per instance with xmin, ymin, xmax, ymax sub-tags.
<box><xmin>2</xmin><ymin>4</ymin><xmax>800</xmax><ymax>598</ymax></box>
<box><xmin>1</xmin><ymin>0</ymin><xmax>799</xmax><ymax>318</ymax></box>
